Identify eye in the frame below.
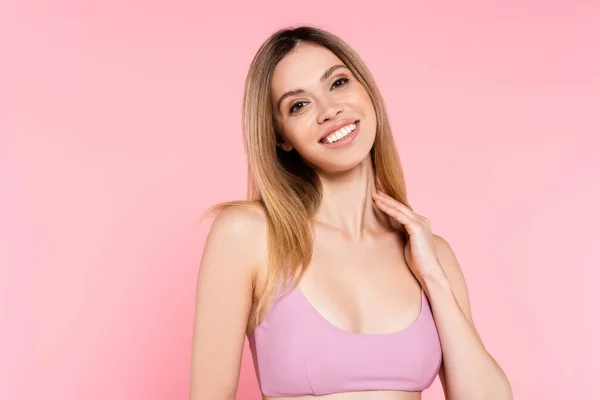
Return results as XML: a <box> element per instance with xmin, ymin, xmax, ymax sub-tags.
<box><xmin>331</xmin><ymin>77</ymin><xmax>349</xmax><ymax>89</ymax></box>
<box><xmin>289</xmin><ymin>101</ymin><xmax>307</xmax><ymax>114</ymax></box>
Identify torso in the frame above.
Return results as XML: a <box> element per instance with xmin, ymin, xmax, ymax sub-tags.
<box><xmin>262</xmin><ymin>391</ymin><xmax>421</xmax><ymax>400</ymax></box>
<box><xmin>248</xmin><ymin>219</ymin><xmax>435</xmax><ymax>400</ymax></box>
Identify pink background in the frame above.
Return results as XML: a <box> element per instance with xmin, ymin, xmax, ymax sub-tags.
<box><xmin>1</xmin><ymin>1</ymin><xmax>599</xmax><ymax>399</ymax></box>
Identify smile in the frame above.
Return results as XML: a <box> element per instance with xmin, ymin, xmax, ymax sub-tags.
<box><xmin>320</xmin><ymin>122</ymin><xmax>358</xmax><ymax>144</ymax></box>
<box><xmin>319</xmin><ymin>121</ymin><xmax>360</xmax><ymax>148</ymax></box>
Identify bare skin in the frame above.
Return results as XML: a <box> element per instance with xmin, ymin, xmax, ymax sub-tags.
<box><xmin>189</xmin><ymin>43</ymin><xmax>494</xmax><ymax>399</ymax></box>
<box><xmin>262</xmin><ymin>392</ymin><xmax>419</xmax><ymax>400</ymax></box>
<box><xmin>255</xmin><ymin>44</ymin><xmax>426</xmax><ymax>399</ymax></box>
<box><xmin>249</xmin><ymin>160</ymin><xmax>426</xmax><ymax>400</ymax></box>
<box><xmin>190</xmin><ymin>160</ymin><xmax>437</xmax><ymax>400</ymax></box>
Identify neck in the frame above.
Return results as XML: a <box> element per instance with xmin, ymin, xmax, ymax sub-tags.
<box><xmin>313</xmin><ymin>157</ymin><xmax>390</xmax><ymax>240</ymax></box>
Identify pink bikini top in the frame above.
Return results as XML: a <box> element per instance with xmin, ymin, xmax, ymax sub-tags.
<box><xmin>248</xmin><ymin>282</ymin><xmax>443</xmax><ymax>397</ymax></box>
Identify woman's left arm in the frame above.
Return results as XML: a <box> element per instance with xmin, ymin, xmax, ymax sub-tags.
<box><xmin>428</xmin><ymin>234</ymin><xmax>512</xmax><ymax>400</ymax></box>
<box><xmin>372</xmin><ymin>191</ymin><xmax>513</xmax><ymax>400</ymax></box>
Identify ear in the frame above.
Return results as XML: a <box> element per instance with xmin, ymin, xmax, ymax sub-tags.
<box><xmin>275</xmin><ymin>131</ymin><xmax>293</xmax><ymax>152</ymax></box>
<box><xmin>277</xmin><ymin>140</ymin><xmax>293</xmax><ymax>152</ymax></box>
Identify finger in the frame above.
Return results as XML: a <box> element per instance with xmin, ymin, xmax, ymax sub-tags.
<box><xmin>376</xmin><ymin>193</ymin><xmax>419</xmax><ymax>220</ymax></box>
<box><xmin>372</xmin><ymin>192</ymin><xmax>419</xmax><ymax>221</ymax></box>
<box><xmin>373</xmin><ymin>198</ymin><xmax>413</xmax><ymax>226</ymax></box>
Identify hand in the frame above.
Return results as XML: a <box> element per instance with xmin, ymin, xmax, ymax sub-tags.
<box><xmin>372</xmin><ymin>191</ymin><xmax>444</xmax><ymax>283</ymax></box>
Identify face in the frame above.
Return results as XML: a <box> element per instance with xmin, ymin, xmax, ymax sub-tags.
<box><xmin>271</xmin><ymin>43</ymin><xmax>377</xmax><ymax>174</ymax></box>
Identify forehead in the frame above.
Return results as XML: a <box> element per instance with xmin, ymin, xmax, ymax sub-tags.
<box><xmin>271</xmin><ymin>44</ymin><xmax>344</xmax><ymax>96</ymax></box>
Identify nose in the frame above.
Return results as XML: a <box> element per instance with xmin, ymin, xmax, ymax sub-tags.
<box><xmin>317</xmin><ymin>98</ymin><xmax>343</xmax><ymax>124</ymax></box>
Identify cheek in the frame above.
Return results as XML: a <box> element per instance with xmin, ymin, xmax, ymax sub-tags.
<box><xmin>358</xmin><ymin>89</ymin><xmax>374</xmax><ymax>111</ymax></box>
<box><xmin>362</xmin><ymin>96</ymin><xmax>377</xmax><ymax>125</ymax></box>
<box><xmin>285</xmin><ymin>120</ymin><xmax>315</xmax><ymax>147</ymax></box>
<box><xmin>276</xmin><ymin>118</ymin><xmax>297</xmax><ymax>143</ymax></box>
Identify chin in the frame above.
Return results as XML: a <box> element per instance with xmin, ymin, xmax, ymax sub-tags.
<box><xmin>316</xmin><ymin>152</ymin><xmax>372</xmax><ymax>175</ymax></box>
<box><xmin>301</xmin><ymin>127</ymin><xmax>376</xmax><ymax>174</ymax></box>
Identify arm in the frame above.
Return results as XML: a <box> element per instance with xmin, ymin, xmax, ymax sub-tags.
<box><xmin>371</xmin><ymin>191</ymin><xmax>512</xmax><ymax>399</ymax></box>
<box><xmin>189</xmin><ymin>206</ymin><xmax>267</xmax><ymax>400</ymax></box>
<box><xmin>430</xmin><ymin>234</ymin><xmax>513</xmax><ymax>400</ymax></box>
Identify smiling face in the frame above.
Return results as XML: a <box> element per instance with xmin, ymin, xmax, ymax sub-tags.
<box><xmin>271</xmin><ymin>43</ymin><xmax>377</xmax><ymax>174</ymax></box>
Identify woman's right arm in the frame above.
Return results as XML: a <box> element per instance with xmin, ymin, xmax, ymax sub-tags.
<box><xmin>189</xmin><ymin>206</ymin><xmax>267</xmax><ymax>399</ymax></box>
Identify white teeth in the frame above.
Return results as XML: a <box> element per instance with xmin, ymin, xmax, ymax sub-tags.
<box><xmin>323</xmin><ymin>123</ymin><xmax>357</xmax><ymax>144</ymax></box>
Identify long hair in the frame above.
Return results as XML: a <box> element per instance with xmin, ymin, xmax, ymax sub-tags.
<box><xmin>203</xmin><ymin>25</ymin><xmax>412</xmax><ymax>326</ymax></box>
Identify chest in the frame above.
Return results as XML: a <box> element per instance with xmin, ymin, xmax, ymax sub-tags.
<box><xmin>298</xmin><ymin>229</ymin><xmax>422</xmax><ymax>335</ymax></box>
<box><xmin>248</xmin><ymin>229</ymin><xmax>443</xmax><ymax>397</ymax></box>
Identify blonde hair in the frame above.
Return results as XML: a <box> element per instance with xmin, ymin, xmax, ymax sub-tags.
<box><xmin>203</xmin><ymin>25</ymin><xmax>412</xmax><ymax>326</ymax></box>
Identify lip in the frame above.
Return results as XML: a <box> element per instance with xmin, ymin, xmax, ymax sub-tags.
<box><xmin>319</xmin><ymin>121</ymin><xmax>360</xmax><ymax>149</ymax></box>
<box><xmin>318</xmin><ymin>118</ymin><xmax>360</xmax><ymax>142</ymax></box>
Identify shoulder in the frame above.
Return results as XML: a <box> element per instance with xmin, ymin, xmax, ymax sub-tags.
<box><xmin>431</xmin><ymin>233</ymin><xmax>463</xmax><ymax>284</ymax></box>
<box><xmin>431</xmin><ymin>233</ymin><xmax>475</xmax><ymax>321</ymax></box>
<box><xmin>432</xmin><ymin>234</ymin><xmax>460</xmax><ymax>268</ymax></box>
<box><xmin>202</xmin><ymin>202</ymin><xmax>269</xmax><ymax>277</ymax></box>
<box><xmin>208</xmin><ymin>202</ymin><xmax>268</xmax><ymax>239</ymax></box>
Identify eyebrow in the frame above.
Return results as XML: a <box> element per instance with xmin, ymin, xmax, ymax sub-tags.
<box><xmin>275</xmin><ymin>64</ymin><xmax>348</xmax><ymax>112</ymax></box>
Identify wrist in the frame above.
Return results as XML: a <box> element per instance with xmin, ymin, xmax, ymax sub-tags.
<box><xmin>421</xmin><ymin>266</ymin><xmax>452</xmax><ymax>292</ymax></box>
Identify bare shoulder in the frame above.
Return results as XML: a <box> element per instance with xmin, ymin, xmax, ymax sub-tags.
<box><xmin>431</xmin><ymin>233</ymin><xmax>463</xmax><ymax>285</ymax></box>
<box><xmin>190</xmin><ymin>202</ymin><xmax>269</xmax><ymax>397</ymax></box>
<box><xmin>432</xmin><ymin>233</ymin><xmax>477</xmax><ymax>325</ymax></box>
<box><xmin>432</xmin><ymin>234</ymin><xmax>460</xmax><ymax>269</ymax></box>
<box><xmin>208</xmin><ymin>202</ymin><xmax>268</xmax><ymax>238</ymax></box>
<box><xmin>204</xmin><ymin>202</ymin><xmax>269</xmax><ymax>274</ymax></box>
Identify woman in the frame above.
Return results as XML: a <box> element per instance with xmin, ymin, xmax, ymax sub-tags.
<box><xmin>189</xmin><ymin>26</ymin><xmax>512</xmax><ymax>400</ymax></box>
